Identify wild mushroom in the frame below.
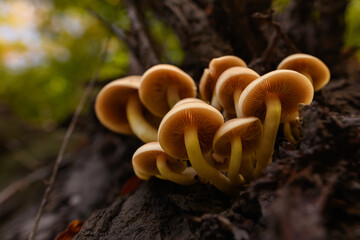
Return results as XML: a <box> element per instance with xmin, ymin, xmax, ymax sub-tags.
<box><xmin>199</xmin><ymin>56</ymin><xmax>247</xmax><ymax>109</ymax></box>
<box><xmin>238</xmin><ymin>70</ymin><xmax>314</xmax><ymax>178</ymax></box>
<box><xmin>213</xmin><ymin>117</ymin><xmax>262</xmax><ymax>185</ymax></box>
<box><xmin>158</xmin><ymin>98</ymin><xmax>234</xmax><ymax>194</ymax></box>
<box><xmin>95</xmin><ymin>76</ymin><xmax>158</xmax><ymax>142</ymax></box>
<box><xmin>215</xmin><ymin>67</ymin><xmax>259</xmax><ymax>117</ymax></box>
<box><xmin>277</xmin><ymin>53</ymin><xmax>331</xmax><ymax>143</ymax></box>
<box><xmin>132</xmin><ymin>142</ymin><xmax>195</xmax><ymax>185</ymax></box>
<box><xmin>139</xmin><ymin>64</ymin><xmax>197</xmax><ymax>117</ymax></box>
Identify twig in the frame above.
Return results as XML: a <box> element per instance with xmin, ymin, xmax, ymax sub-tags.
<box><xmin>252</xmin><ymin>11</ymin><xmax>299</xmax><ymax>53</ymax></box>
<box><xmin>28</xmin><ymin>38</ymin><xmax>110</xmax><ymax>240</ymax></box>
<box><xmin>87</xmin><ymin>8</ymin><xmax>129</xmax><ymax>45</ymax></box>
<box><xmin>125</xmin><ymin>0</ymin><xmax>160</xmax><ymax>68</ymax></box>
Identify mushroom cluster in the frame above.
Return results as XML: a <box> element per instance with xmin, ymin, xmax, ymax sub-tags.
<box><xmin>95</xmin><ymin>54</ymin><xmax>330</xmax><ymax>195</ymax></box>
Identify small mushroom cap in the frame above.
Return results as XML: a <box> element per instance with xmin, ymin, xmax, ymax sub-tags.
<box><xmin>199</xmin><ymin>56</ymin><xmax>247</xmax><ymax>102</ymax></box>
<box><xmin>132</xmin><ymin>142</ymin><xmax>187</xmax><ymax>180</ymax></box>
<box><xmin>238</xmin><ymin>70</ymin><xmax>314</xmax><ymax>122</ymax></box>
<box><xmin>213</xmin><ymin>117</ymin><xmax>263</xmax><ymax>157</ymax></box>
<box><xmin>158</xmin><ymin>99</ymin><xmax>224</xmax><ymax>159</ymax></box>
<box><xmin>199</xmin><ymin>68</ymin><xmax>213</xmax><ymax>102</ymax></box>
<box><xmin>173</xmin><ymin>97</ymin><xmax>204</xmax><ymax>107</ymax></box>
<box><xmin>209</xmin><ymin>55</ymin><xmax>247</xmax><ymax>81</ymax></box>
<box><xmin>95</xmin><ymin>76</ymin><xmax>141</xmax><ymax>135</ymax></box>
<box><xmin>277</xmin><ymin>53</ymin><xmax>330</xmax><ymax>91</ymax></box>
<box><xmin>215</xmin><ymin>67</ymin><xmax>259</xmax><ymax>114</ymax></box>
<box><xmin>139</xmin><ymin>64</ymin><xmax>197</xmax><ymax>117</ymax></box>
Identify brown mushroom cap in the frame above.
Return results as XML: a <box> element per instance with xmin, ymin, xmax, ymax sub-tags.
<box><xmin>199</xmin><ymin>56</ymin><xmax>247</xmax><ymax>102</ymax></box>
<box><xmin>132</xmin><ymin>142</ymin><xmax>187</xmax><ymax>180</ymax></box>
<box><xmin>158</xmin><ymin>99</ymin><xmax>224</xmax><ymax>159</ymax></box>
<box><xmin>139</xmin><ymin>64</ymin><xmax>197</xmax><ymax>117</ymax></box>
<box><xmin>95</xmin><ymin>76</ymin><xmax>141</xmax><ymax>135</ymax></box>
<box><xmin>199</xmin><ymin>68</ymin><xmax>213</xmax><ymax>102</ymax></box>
<box><xmin>209</xmin><ymin>55</ymin><xmax>247</xmax><ymax>81</ymax></box>
<box><xmin>238</xmin><ymin>70</ymin><xmax>314</xmax><ymax>122</ymax></box>
<box><xmin>215</xmin><ymin>67</ymin><xmax>260</xmax><ymax>114</ymax></box>
<box><xmin>277</xmin><ymin>53</ymin><xmax>330</xmax><ymax>91</ymax></box>
<box><xmin>213</xmin><ymin>117</ymin><xmax>262</xmax><ymax>157</ymax></box>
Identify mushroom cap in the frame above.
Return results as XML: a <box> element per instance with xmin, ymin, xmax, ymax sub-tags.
<box><xmin>209</xmin><ymin>55</ymin><xmax>247</xmax><ymax>81</ymax></box>
<box><xmin>277</xmin><ymin>53</ymin><xmax>330</xmax><ymax>91</ymax></box>
<box><xmin>158</xmin><ymin>99</ymin><xmax>224</xmax><ymax>159</ymax></box>
<box><xmin>199</xmin><ymin>56</ymin><xmax>247</xmax><ymax>102</ymax></box>
<box><xmin>95</xmin><ymin>76</ymin><xmax>141</xmax><ymax>135</ymax></box>
<box><xmin>199</xmin><ymin>68</ymin><xmax>213</xmax><ymax>102</ymax></box>
<box><xmin>213</xmin><ymin>117</ymin><xmax>263</xmax><ymax>157</ymax></box>
<box><xmin>238</xmin><ymin>70</ymin><xmax>314</xmax><ymax>122</ymax></box>
<box><xmin>132</xmin><ymin>142</ymin><xmax>187</xmax><ymax>180</ymax></box>
<box><xmin>139</xmin><ymin>64</ymin><xmax>197</xmax><ymax>117</ymax></box>
<box><xmin>215</xmin><ymin>67</ymin><xmax>260</xmax><ymax>114</ymax></box>
<box><xmin>173</xmin><ymin>97</ymin><xmax>204</xmax><ymax>107</ymax></box>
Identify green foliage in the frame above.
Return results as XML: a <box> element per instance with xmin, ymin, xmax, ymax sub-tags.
<box><xmin>145</xmin><ymin>11</ymin><xmax>184</xmax><ymax>65</ymax></box>
<box><xmin>0</xmin><ymin>0</ymin><xmax>129</xmax><ymax>127</ymax></box>
<box><xmin>272</xmin><ymin>0</ymin><xmax>291</xmax><ymax>12</ymax></box>
<box><xmin>345</xmin><ymin>0</ymin><xmax>360</xmax><ymax>58</ymax></box>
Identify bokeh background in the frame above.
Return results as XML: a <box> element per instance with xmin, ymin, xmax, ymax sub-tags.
<box><xmin>0</xmin><ymin>0</ymin><xmax>359</xmax><ymax>227</ymax></box>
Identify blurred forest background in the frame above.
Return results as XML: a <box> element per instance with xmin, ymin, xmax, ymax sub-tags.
<box><xmin>0</xmin><ymin>0</ymin><xmax>186</xmax><ymax>192</ymax></box>
<box><xmin>0</xmin><ymin>0</ymin><xmax>360</xmax><ymax>238</ymax></box>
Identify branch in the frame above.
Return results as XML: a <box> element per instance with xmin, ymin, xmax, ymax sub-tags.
<box><xmin>28</xmin><ymin>38</ymin><xmax>110</xmax><ymax>240</ymax></box>
<box><xmin>125</xmin><ymin>0</ymin><xmax>160</xmax><ymax>68</ymax></box>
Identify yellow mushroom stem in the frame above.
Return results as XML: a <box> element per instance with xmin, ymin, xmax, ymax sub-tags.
<box><xmin>253</xmin><ymin>95</ymin><xmax>281</xmax><ymax>178</ymax></box>
<box><xmin>233</xmin><ymin>88</ymin><xmax>242</xmax><ymax>117</ymax></box>
<box><xmin>283</xmin><ymin>121</ymin><xmax>297</xmax><ymax>144</ymax></box>
<box><xmin>291</xmin><ymin>119</ymin><xmax>301</xmax><ymax>139</ymax></box>
<box><xmin>167</xmin><ymin>86</ymin><xmax>181</xmax><ymax>109</ymax></box>
<box><xmin>126</xmin><ymin>95</ymin><xmax>158</xmax><ymax>142</ymax></box>
<box><xmin>156</xmin><ymin>155</ymin><xmax>195</xmax><ymax>185</ymax></box>
<box><xmin>227</xmin><ymin>136</ymin><xmax>245</xmax><ymax>185</ymax></box>
<box><xmin>239</xmin><ymin>153</ymin><xmax>255</xmax><ymax>182</ymax></box>
<box><xmin>184</xmin><ymin>125</ymin><xmax>234</xmax><ymax>195</ymax></box>
<box><xmin>210</xmin><ymin>92</ymin><xmax>222</xmax><ymax>111</ymax></box>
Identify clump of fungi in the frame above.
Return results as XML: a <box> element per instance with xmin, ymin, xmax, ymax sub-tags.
<box><xmin>95</xmin><ymin>54</ymin><xmax>330</xmax><ymax>195</ymax></box>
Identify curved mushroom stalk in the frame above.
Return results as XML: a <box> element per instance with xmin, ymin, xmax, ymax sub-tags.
<box><xmin>158</xmin><ymin>99</ymin><xmax>236</xmax><ymax>195</ymax></box>
<box><xmin>126</xmin><ymin>95</ymin><xmax>158</xmax><ymax>143</ymax></box>
<box><xmin>253</xmin><ymin>96</ymin><xmax>281</xmax><ymax>178</ymax></box>
<box><xmin>213</xmin><ymin>117</ymin><xmax>262</xmax><ymax>186</ymax></box>
<box><xmin>132</xmin><ymin>142</ymin><xmax>194</xmax><ymax>185</ymax></box>
<box><xmin>95</xmin><ymin>76</ymin><xmax>159</xmax><ymax>143</ymax></box>
<box><xmin>156</xmin><ymin>155</ymin><xmax>195</xmax><ymax>185</ymax></box>
<box><xmin>283</xmin><ymin>120</ymin><xmax>297</xmax><ymax>144</ymax></box>
<box><xmin>277</xmin><ymin>53</ymin><xmax>330</xmax><ymax>145</ymax></box>
<box><xmin>238</xmin><ymin>70</ymin><xmax>314</xmax><ymax>178</ymax></box>
<box><xmin>227</xmin><ymin>136</ymin><xmax>245</xmax><ymax>185</ymax></box>
<box><xmin>184</xmin><ymin>125</ymin><xmax>234</xmax><ymax>194</ymax></box>
<box><xmin>215</xmin><ymin>67</ymin><xmax>259</xmax><ymax>118</ymax></box>
<box><xmin>239</xmin><ymin>153</ymin><xmax>255</xmax><ymax>182</ymax></box>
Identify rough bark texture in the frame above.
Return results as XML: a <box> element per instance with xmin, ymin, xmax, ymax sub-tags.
<box><xmin>1</xmin><ymin>0</ymin><xmax>359</xmax><ymax>239</ymax></box>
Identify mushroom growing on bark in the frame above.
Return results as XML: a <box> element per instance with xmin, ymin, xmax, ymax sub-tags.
<box><xmin>277</xmin><ymin>53</ymin><xmax>331</xmax><ymax>143</ymax></box>
<box><xmin>238</xmin><ymin>70</ymin><xmax>314</xmax><ymax>178</ymax></box>
<box><xmin>132</xmin><ymin>142</ymin><xmax>195</xmax><ymax>185</ymax></box>
<box><xmin>158</xmin><ymin>98</ymin><xmax>234</xmax><ymax>194</ymax></box>
<box><xmin>139</xmin><ymin>64</ymin><xmax>197</xmax><ymax>117</ymax></box>
<box><xmin>95</xmin><ymin>76</ymin><xmax>158</xmax><ymax>142</ymax></box>
<box><xmin>199</xmin><ymin>55</ymin><xmax>247</xmax><ymax>110</ymax></box>
<box><xmin>215</xmin><ymin>67</ymin><xmax>259</xmax><ymax>117</ymax></box>
<box><xmin>213</xmin><ymin>117</ymin><xmax>262</xmax><ymax>185</ymax></box>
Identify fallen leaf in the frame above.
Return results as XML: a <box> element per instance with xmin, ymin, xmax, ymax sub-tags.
<box><xmin>55</xmin><ymin>220</ymin><xmax>84</xmax><ymax>240</ymax></box>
